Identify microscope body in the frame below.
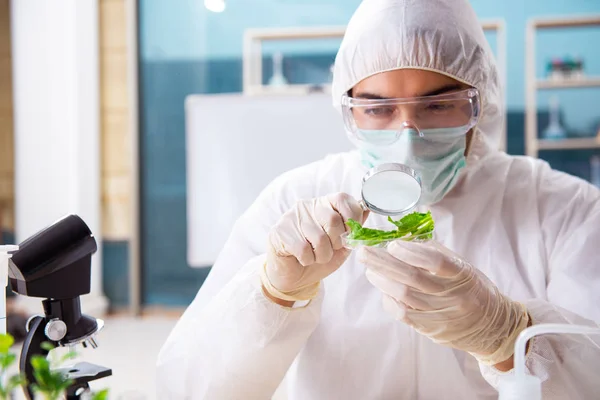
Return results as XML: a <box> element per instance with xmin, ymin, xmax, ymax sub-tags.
<box><xmin>8</xmin><ymin>215</ymin><xmax>112</xmax><ymax>400</ymax></box>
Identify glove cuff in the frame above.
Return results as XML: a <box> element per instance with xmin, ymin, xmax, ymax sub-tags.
<box><xmin>260</xmin><ymin>262</ymin><xmax>321</xmax><ymax>302</ymax></box>
<box><xmin>474</xmin><ymin>302</ymin><xmax>530</xmax><ymax>366</ymax></box>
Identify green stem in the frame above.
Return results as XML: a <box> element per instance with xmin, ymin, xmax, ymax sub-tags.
<box><xmin>413</xmin><ymin>219</ymin><xmax>433</xmax><ymax>236</ymax></box>
<box><xmin>404</xmin><ymin>218</ymin><xmax>434</xmax><ymax>241</ymax></box>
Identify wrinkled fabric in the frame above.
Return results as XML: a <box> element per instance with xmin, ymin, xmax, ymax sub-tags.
<box><xmin>157</xmin><ymin>0</ymin><xmax>600</xmax><ymax>398</ymax></box>
<box><xmin>157</xmin><ymin>152</ymin><xmax>600</xmax><ymax>399</ymax></box>
<box><xmin>359</xmin><ymin>240</ymin><xmax>530</xmax><ymax>365</ymax></box>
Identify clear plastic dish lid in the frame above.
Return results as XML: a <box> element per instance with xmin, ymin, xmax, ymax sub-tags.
<box><xmin>358</xmin><ymin>163</ymin><xmax>421</xmax><ymax>216</ymax></box>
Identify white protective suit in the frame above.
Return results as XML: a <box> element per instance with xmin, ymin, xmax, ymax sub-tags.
<box><xmin>157</xmin><ymin>0</ymin><xmax>600</xmax><ymax>398</ymax></box>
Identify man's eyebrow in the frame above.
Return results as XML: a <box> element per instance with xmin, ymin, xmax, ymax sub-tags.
<box><xmin>420</xmin><ymin>84</ymin><xmax>463</xmax><ymax>97</ymax></box>
<box><xmin>353</xmin><ymin>84</ymin><xmax>463</xmax><ymax>100</ymax></box>
<box><xmin>352</xmin><ymin>92</ymin><xmax>389</xmax><ymax>100</ymax></box>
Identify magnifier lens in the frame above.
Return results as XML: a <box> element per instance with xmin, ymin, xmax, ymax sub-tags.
<box><xmin>361</xmin><ymin>164</ymin><xmax>421</xmax><ymax>216</ymax></box>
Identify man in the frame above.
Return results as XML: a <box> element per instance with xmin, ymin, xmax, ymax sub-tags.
<box><xmin>157</xmin><ymin>0</ymin><xmax>600</xmax><ymax>398</ymax></box>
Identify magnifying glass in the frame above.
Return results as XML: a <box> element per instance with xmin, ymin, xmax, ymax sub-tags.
<box><xmin>358</xmin><ymin>163</ymin><xmax>421</xmax><ymax>216</ymax></box>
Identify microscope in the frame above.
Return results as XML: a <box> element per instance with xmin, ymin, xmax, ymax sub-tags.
<box><xmin>8</xmin><ymin>215</ymin><xmax>112</xmax><ymax>399</ymax></box>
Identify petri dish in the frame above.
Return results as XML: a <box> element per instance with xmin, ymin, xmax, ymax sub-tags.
<box><xmin>341</xmin><ymin>227</ymin><xmax>435</xmax><ymax>250</ymax></box>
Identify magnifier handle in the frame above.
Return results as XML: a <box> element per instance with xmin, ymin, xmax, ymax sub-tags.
<box><xmin>358</xmin><ymin>199</ymin><xmax>369</xmax><ymax>212</ymax></box>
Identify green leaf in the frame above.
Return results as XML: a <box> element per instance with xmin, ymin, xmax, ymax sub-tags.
<box><xmin>31</xmin><ymin>355</ymin><xmax>50</xmax><ymax>371</ymax></box>
<box><xmin>31</xmin><ymin>355</ymin><xmax>54</xmax><ymax>392</ymax></box>
<box><xmin>392</xmin><ymin>212</ymin><xmax>428</xmax><ymax>230</ymax></box>
<box><xmin>347</xmin><ymin>219</ymin><xmax>398</xmax><ymax>240</ymax></box>
<box><xmin>60</xmin><ymin>351</ymin><xmax>78</xmax><ymax>364</ymax></box>
<box><xmin>40</xmin><ymin>342</ymin><xmax>55</xmax><ymax>352</ymax></box>
<box><xmin>386</xmin><ymin>215</ymin><xmax>403</xmax><ymax>229</ymax></box>
<box><xmin>33</xmin><ymin>371</ymin><xmax>50</xmax><ymax>390</ymax></box>
<box><xmin>24</xmin><ymin>339</ymin><xmax>102</xmax><ymax>398</ymax></box>
<box><xmin>0</xmin><ymin>352</ymin><xmax>16</xmax><ymax>370</ymax></box>
<box><xmin>48</xmin><ymin>371</ymin><xmax>68</xmax><ymax>390</ymax></box>
<box><xmin>346</xmin><ymin>219</ymin><xmax>363</xmax><ymax>235</ymax></box>
<box><xmin>345</xmin><ymin>212</ymin><xmax>435</xmax><ymax>246</ymax></box>
<box><xmin>57</xmin><ymin>376</ymin><xmax>74</xmax><ymax>391</ymax></box>
<box><xmin>92</xmin><ymin>389</ymin><xmax>110</xmax><ymax>400</ymax></box>
<box><xmin>7</xmin><ymin>373</ymin><xmax>27</xmax><ymax>390</ymax></box>
<box><xmin>0</xmin><ymin>334</ymin><xmax>14</xmax><ymax>353</ymax></box>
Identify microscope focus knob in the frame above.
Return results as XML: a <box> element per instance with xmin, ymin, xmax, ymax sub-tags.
<box><xmin>44</xmin><ymin>318</ymin><xmax>68</xmax><ymax>342</ymax></box>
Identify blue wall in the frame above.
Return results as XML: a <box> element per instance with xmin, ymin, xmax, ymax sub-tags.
<box><xmin>111</xmin><ymin>0</ymin><xmax>600</xmax><ymax>307</ymax></box>
<box><xmin>139</xmin><ymin>0</ymin><xmax>600</xmax><ymax>110</ymax></box>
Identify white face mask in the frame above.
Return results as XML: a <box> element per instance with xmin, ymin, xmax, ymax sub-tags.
<box><xmin>350</xmin><ymin>127</ymin><xmax>468</xmax><ymax>205</ymax></box>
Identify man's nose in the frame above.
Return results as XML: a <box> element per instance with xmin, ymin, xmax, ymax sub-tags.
<box><xmin>389</xmin><ymin>105</ymin><xmax>420</xmax><ymax>131</ymax></box>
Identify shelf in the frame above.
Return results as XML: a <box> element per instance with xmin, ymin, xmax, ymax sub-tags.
<box><xmin>536</xmin><ymin>77</ymin><xmax>600</xmax><ymax>89</ymax></box>
<box><xmin>244</xmin><ymin>26</ymin><xmax>345</xmax><ymax>41</ymax></box>
<box><xmin>526</xmin><ymin>15</ymin><xmax>600</xmax><ymax>158</ymax></box>
<box><xmin>245</xmin><ymin>20</ymin><xmax>502</xmax><ymax>40</ymax></box>
<box><xmin>537</xmin><ymin>137</ymin><xmax>600</xmax><ymax>150</ymax></box>
<box><xmin>480</xmin><ymin>20</ymin><xmax>504</xmax><ymax>31</ymax></box>
<box><xmin>532</xmin><ymin>15</ymin><xmax>600</xmax><ymax>29</ymax></box>
<box><xmin>245</xmin><ymin>84</ymin><xmax>332</xmax><ymax>96</ymax></box>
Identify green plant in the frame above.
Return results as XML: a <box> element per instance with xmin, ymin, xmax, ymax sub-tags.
<box><xmin>0</xmin><ymin>333</ymin><xmax>27</xmax><ymax>400</ymax></box>
<box><xmin>90</xmin><ymin>388</ymin><xmax>109</xmax><ymax>400</ymax></box>
<box><xmin>32</xmin><ymin>342</ymin><xmax>109</xmax><ymax>400</ymax></box>
<box><xmin>0</xmin><ymin>334</ymin><xmax>109</xmax><ymax>400</ymax></box>
<box><xmin>346</xmin><ymin>211</ymin><xmax>435</xmax><ymax>246</ymax></box>
<box><xmin>29</xmin><ymin>342</ymin><xmax>77</xmax><ymax>400</ymax></box>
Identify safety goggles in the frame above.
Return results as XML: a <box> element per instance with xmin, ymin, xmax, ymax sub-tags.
<box><xmin>341</xmin><ymin>88</ymin><xmax>481</xmax><ymax>145</ymax></box>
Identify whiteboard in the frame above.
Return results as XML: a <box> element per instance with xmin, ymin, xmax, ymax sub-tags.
<box><xmin>185</xmin><ymin>93</ymin><xmax>352</xmax><ymax>267</ymax></box>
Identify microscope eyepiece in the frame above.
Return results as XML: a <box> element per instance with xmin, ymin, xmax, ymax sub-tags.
<box><xmin>9</xmin><ymin>214</ymin><xmax>97</xmax><ymax>298</ymax></box>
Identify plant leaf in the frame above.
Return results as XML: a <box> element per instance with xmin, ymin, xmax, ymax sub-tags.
<box><xmin>0</xmin><ymin>334</ymin><xmax>14</xmax><ymax>354</ymax></box>
<box><xmin>60</xmin><ymin>351</ymin><xmax>78</xmax><ymax>364</ymax></box>
<box><xmin>346</xmin><ymin>212</ymin><xmax>435</xmax><ymax>246</ymax></box>
<box><xmin>7</xmin><ymin>373</ymin><xmax>27</xmax><ymax>390</ymax></box>
<box><xmin>31</xmin><ymin>355</ymin><xmax>54</xmax><ymax>391</ymax></box>
<box><xmin>57</xmin><ymin>376</ymin><xmax>74</xmax><ymax>391</ymax></box>
<box><xmin>31</xmin><ymin>355</ymin><xmax>50</xmax><ymax>371</ymax></box>
<box><xmin>92</xmin><ymin>389</ymin><xmax>110</xmax><ymax>400</ymax></box>
<box><xmin>40</xmin><ymin>342</ymin><xmax>55</xmax><ymax>352</ymax></box>
<box><xmin>345</xmin><ymin>219</ymin><xmax>363</xmax><ymax>236</ymax></box>
<box><xmin>392</xmin><ymin>212</ymin><xmax>428</xmax><ymax>230</ymax></box>
<box><xmin>0</xmin><ymin>352</ymin><xmax>16</xmax><ymax>370</ymax></box>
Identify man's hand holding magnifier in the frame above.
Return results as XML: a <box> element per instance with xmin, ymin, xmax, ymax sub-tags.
<box><xmin>260</xmin><ymin>163</ymin><xmax>422</xmax><ymax>307</ymax></box>
<box><xmin>261</xmin><ymin>193</ymin><xmax>368</xmax><ymax>307</ymax></box>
